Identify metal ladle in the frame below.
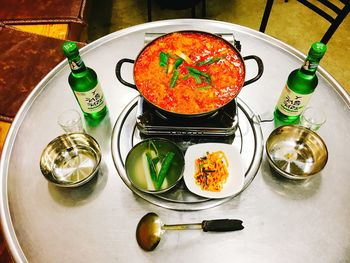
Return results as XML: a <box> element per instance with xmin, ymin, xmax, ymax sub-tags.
<box><xmin>136</xmin><ymin>212</ymin><xmax>244</xmax><ymax>251</ymax></box>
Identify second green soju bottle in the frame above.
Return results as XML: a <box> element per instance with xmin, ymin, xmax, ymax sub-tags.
<box><xmin>274</xmin><ymin>42</ymin><xmax>327</xmax><ymax>125</ymax></box>
<box><xmin>62</xmin><ymin>41</ymin><xmax>108</xmax><ymax>124</ymax></box>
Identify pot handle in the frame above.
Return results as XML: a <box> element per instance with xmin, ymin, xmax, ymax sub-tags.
<box><xmin>115</xmin><ymin>58</ymin><xmax>137</xmax><ymax>90</ymax></box>
<box><xmin>243</xmin><ymin>55</ymin><xmax>264</xmax><ymax>86</ymax></box>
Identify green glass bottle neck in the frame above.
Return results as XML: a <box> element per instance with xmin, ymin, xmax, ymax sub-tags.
<box><xmin>67</xmin><ymin>54</ymin><xmax>87</xmax><ymax>74</ymax></box>
<box><xmin>299</xmin><ymin>55</ymin><xmax>321</xmax><ymax>75</ymax></box>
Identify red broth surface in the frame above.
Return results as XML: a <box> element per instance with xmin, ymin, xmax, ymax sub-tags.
<box><xmin>134</xmin><ymin>32</ymin><xmax>245</xmax><ymax>114</ymax></box>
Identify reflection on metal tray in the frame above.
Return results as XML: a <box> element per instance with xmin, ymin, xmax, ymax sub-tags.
<box><xmin>111</xmin><ymin>96</ymin><xmax>263</xmax><ymax>211</ymax></box>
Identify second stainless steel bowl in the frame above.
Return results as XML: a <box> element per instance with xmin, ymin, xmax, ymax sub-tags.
<box><xmin>266</xmin><ymin>125</ymin><xmax>328</xmax><ymax>180</ymax></box>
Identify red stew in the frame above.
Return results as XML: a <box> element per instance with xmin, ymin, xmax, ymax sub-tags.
<box><xmin>134</xmin><ymin>32</ymin><xmax>245</xmax><ymax>114</ymax></box>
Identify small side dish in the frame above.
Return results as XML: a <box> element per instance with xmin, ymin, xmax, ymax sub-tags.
<box><xmin>184</xmin><ymin>143</ymin><xmax>245</xmax><ymax>199</ymax></box>
<box><xmin>194</xmin><ymin>150</ymin><xmax>229</xmax><ymax>192</ymax></box>
<box><xmin>125</xmin><ymin>138</ymin><xmax>184</xmax><ymax>194</ymax></box>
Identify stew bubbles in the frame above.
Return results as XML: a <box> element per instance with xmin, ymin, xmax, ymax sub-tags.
<box><xmin>134</xmin><ymin>31</ymin><xmax>245</xmax><ymax>114</ymax></box>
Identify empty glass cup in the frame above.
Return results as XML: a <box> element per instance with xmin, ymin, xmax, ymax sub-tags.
<box><xmin>299</xmin><ymin>107</ymin><xmax>326</xmax><ymax>131</ymax></box>
<box><xmin>58</xmin><ymin>109</ymin><xmax>85</xmax><ymax>133</ymax></box>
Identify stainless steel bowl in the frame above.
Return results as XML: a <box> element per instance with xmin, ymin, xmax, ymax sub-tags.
<box><xmin>266</xmin><ymin>125</ymin><xmax>328</xmax><ymax>180</ymax></box>
<box><xmin>125</xmin><ymin>138</ymin><xmax>184</xmax><ymax>194</ymax></box>
<box><xmin>40</xmin><ymin>133</ymin><xmax>101</xmax><ymax>187</ymax></box>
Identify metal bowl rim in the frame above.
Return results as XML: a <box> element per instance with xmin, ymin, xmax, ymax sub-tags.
<box><xmin>265</xmin><ymin>125</ymin><xmax>328</xmax><ymax>179</ymax></box>
<box><xmin>39</xmin><ymin>133</ymin><xmax>102</xmax><ymax>187</ymax></box>
<box><xmin>125</xmin><ymin>137</ymin><xmax>185</xmax><ymax>194</ymax></box>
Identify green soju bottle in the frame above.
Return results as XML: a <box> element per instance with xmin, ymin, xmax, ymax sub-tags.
<box><xmin>274</xmin><ymin>42</ymin><xmax>327</xmax><ymax>125</ymax></box>
<box><xmin>62</xmin><ymin>41</ymin><xmax>108</xmax><ymax>124</ymax></box>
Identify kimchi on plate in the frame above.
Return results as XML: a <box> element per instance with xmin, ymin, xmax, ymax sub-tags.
<box><xmin>183</xmin><ymin>143</ymin><xmax>245</xmax><ymax>199</ymax></box>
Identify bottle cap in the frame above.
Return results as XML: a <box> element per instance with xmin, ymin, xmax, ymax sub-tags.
<box><xmin>309</xmin><ymin>42</ymin><xmax>327</xmax><ymax>59</ymax></box>
<box><xmin>62</xmin><ymin>41</ymin><xmax>79</xmax><ymax>58</ymax></box>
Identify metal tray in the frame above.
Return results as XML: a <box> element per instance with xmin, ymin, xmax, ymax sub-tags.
<box><xmin>111</xmin><ymin>96</ymin><xmax>263</xmax><ymax>210</ymax></box>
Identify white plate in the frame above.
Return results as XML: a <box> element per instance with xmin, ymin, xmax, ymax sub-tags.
<box><xmin>183</xmin><ymin>143</ymin><xmax>245</xmax><ymax>199</ymax></box>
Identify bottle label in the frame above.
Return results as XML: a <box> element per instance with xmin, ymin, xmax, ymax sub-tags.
<box><xmin>69</xmin><ymin>57</ymin><xmax>84</xmax><ymax>71</ymax></box>
<box><xmin>74</xmin><ymin>83</ymin><xmax>106</xmax><ymax>114</ymax></box>
<box><xmin>302</xmin><ymin>59</ymin><xmax>318</xmax><ymax>71</ymax></box>
<box><xmin>276</xmin><ymin>84</ymin><xmax>312</xmax><ymax>116</ymax></box>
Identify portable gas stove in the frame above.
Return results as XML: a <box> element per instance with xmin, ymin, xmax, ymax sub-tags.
<box><xmin>136</xmin><ymin>97</ymin><xmax>238</xmax><ymax>148</ymax></box>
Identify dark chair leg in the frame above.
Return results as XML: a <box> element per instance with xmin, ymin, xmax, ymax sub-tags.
<box><xmin>321</xmin><ymin>2</ymin><xmax>350</xmax><ymax>44</ymax></box>
<box><xmin>202</xmin><ymin>0</ymin><xmax>206</xmax><ymax>17</ymax></box>
<box><xmin>191</xmin><ymin>5</ymin><xmax>196</xmax><ymax>17</ymax></box>
<box><xmin>147</xmin><ymin>0</ymin><xmax>152</xmax><ymax>22</ymax></box>
<box><xmin>259</xmin><ymin>0</ymin><xmax>274</xmax><ymax>32</ymax></box>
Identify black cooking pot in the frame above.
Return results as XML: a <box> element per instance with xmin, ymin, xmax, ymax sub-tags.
<box><xmin>115</xmin><ymin>31</ymin><xmax>263</xmax><ymax>118</ymax></box>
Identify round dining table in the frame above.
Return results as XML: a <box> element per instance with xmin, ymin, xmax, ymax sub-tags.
<box><xmin>1</xmin><ymin>19</ymin><xmax>349</xmax><ymax>263</ymax></box>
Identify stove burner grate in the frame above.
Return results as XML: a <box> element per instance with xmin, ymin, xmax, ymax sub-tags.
<box><xmin>136</xmin><ymin>97</ymin><xmax>238</xmax><ymax>137</ymax></box>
